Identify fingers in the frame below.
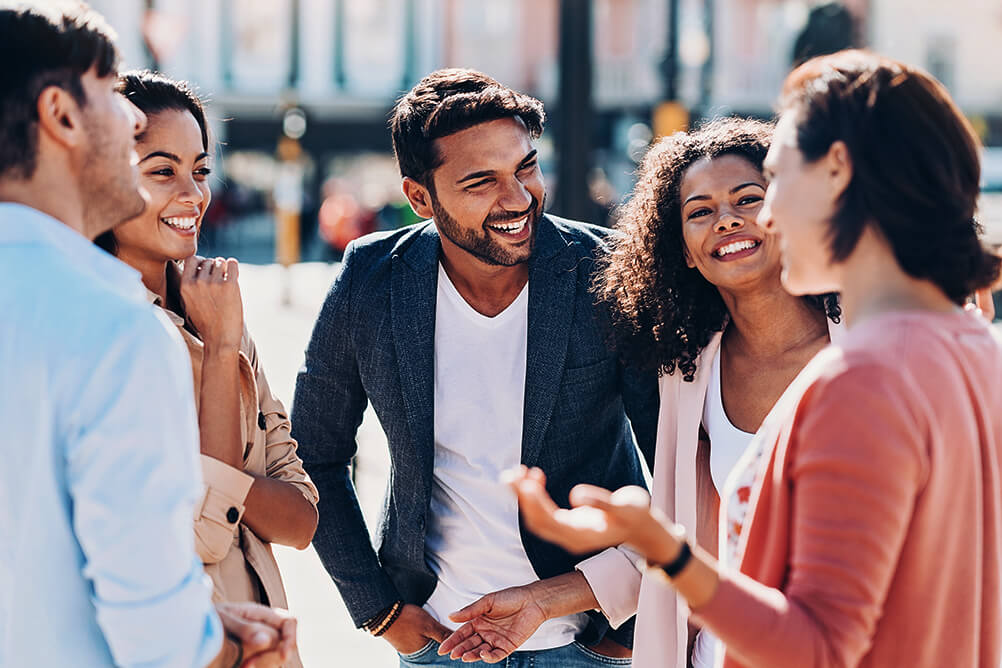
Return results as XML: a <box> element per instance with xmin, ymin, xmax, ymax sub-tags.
<box><xmin>181</xmin><ymin>254</ymin><xmax>200</xmax><ymax>281</ymax></box>
<box><xmin>215</xmin><ymin>613</ymin><xmax>278</xmax><ymax>657</ymax></box>
<box><xmin>479</xmin><ymin>646</ymin><xmax>510</xmax><ymax>663</ymax></box>
<box><xmin>449</xmin><ymin>593</ymin><xmax>492</xmax><ymax>623</ymax></box>
<box><xmin>569</xmin><ymin>484</ymin><xmax>649</xmax><ymax>511</ymax></box>
<box><xmin>275</xmin><ymin>616</ymin><xmax>296</xmax><ymax>662</ymax></box>
<box><xmin>568</xmin><ymin>484</ymin><xmax>614</xmax><ymax>510</ymax></box>
<box><xmin>461</xmin><ymin>641</ymin><xmax>494</xmax><ymax>662</ymax></box>
<box><xmin>225</xmin><ymin>257</ymin><xmax>240</xmax><ymax>283</ymax></box>
<box><xmin>438</xmin><ymin>623</ymin><xmax>476</xmax><ymax>656</ymax></box>
<box><xmin>182</xmin><ymin>256</ymin><xmax>239</xmax><ymax>284</ymax></box>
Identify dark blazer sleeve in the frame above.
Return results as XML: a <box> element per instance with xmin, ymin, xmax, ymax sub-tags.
<box><xmin>291</xmin><ymin>241</ymin><xmax>401</xmax><ymax>626</ymax></box>
<box><xmin>620</xmin><ymin>363</ymin><xmax>660</xmax><ymax>474</ymax></box>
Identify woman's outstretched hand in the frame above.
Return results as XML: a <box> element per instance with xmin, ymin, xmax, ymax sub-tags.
<box><xmin>504</xmin><ymin>466</ymin><xmax>674</xmax><ymax>561</ymax></box>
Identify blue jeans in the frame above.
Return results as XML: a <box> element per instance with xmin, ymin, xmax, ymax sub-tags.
<box><xmin>398</xmin><ymin>641</ymin><xmax>631</xmax><ymax>667</ymax></box>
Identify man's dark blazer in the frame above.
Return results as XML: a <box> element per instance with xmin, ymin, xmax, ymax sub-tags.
<box><xmin>291</xmin><ymin>214</ymin><xmax>659</xmax><ymax>648</ymax></box>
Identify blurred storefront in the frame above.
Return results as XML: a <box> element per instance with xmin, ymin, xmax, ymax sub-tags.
<box><xmin>89</xmin><ymin>0</ymin><xmax>1002</xmax><ymax>251</ymax></box>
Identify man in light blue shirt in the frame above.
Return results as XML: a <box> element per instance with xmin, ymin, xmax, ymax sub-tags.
<box><xmin>0</xmin><ymin>4</ymin><xmax>293</xmax><ymax>666</ymax></box>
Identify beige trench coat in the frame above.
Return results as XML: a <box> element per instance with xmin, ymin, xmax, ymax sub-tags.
<box><xmin>148</xmin><ymin>277</ymin><xmax>317</xmax><ymax>668</ymax></box>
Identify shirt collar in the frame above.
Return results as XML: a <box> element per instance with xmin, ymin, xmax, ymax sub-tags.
<box><xmin>0</xmin><ymin>202</ymin><xmax>145</xmax><ymax>301</ymax></box>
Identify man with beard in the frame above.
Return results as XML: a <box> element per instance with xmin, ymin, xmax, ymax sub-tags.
<box><xmin>0</xmin><ymin>4</ymin><xmax>294</xmax><ymax>666</ymax></box>
<box><xmin>292</xmin><ymin>69</ymin><xmax>659</xmax><ymax>666</ymax></box>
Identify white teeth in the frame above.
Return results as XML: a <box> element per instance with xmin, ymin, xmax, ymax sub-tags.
<box><xmin>162</xmin><ymin>217</ymin><xmax>196</xmax><ymax>231</ymax></box>
<box><xmin>716</xmin><ymin>239</ymin><xmax>758</xmax><ymax>257</ymax></box>
<box><xmin>488</xmin><ymin>217</ymin><xmax>527</xmax><ymax>233</ymax></box>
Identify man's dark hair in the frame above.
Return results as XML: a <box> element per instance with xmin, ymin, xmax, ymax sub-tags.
<box><xmin>781</xmin><ymin>49</ymin><xmax>1000</xmax><ymax>304</ymax></box>
<box><xmin>95</xmin><ymin>70</ymin><xmax>210</xmax><ymax>256</ymax></box>
<box><xmin>390</xmin><ymin>68</ymin><xmax>545</xmax><ymax>188</ymax></box>
<box><xmin>0</xmin><ymin>2</ymin><xmax>120</xmax><ymax>179</ymax></box>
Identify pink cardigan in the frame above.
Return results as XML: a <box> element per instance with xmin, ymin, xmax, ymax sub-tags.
<box><xmin>692</xmin><ymin>310</ymin><xmax>1002</xmax><ymax>668</ymax></box>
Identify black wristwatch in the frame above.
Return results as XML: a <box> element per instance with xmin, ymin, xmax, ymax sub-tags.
<box><xmin>645</xmin><ymin>526</ymin><xmax>693</xmax><ymax>583</ymax></box>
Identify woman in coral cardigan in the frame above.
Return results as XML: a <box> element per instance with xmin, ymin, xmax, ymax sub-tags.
<box><xmin>510</xmin><ymin>50</ymin><xmax>1002</xmax><ymax>668</ymax></box>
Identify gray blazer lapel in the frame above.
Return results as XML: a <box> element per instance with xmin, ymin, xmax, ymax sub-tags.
<box><xmin>522</xmin><ymin>217</ymin><xmax>578</xmax><ymax>467</ymax></box>
<box><xmin>391</xmin><ymin>223</ymin><xmax>439</xmax><ymax>502</ymax></box>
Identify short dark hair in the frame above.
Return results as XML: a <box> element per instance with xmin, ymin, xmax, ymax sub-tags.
<box><xmin>593</xmin><ymin>117</ymin><xmax>840</xmax><ymax>380</ymax></box>
<box><xmin>781</xmin><ymin>49</ymin><xmax>1000</xmax><ymax>303</ymax></box>
<box><xmin>390</xmin><ymin>68</ymin><xmax>545</xmax><ymax>188</ymax></box>
<box><xmin>0</xmin><ymin>2</ymin><xmax>119</xmax><ymax>179</ymax></box>
<box><xmin>95</xmin><ymin>70</ymin><xmax>210</xmax><ymax>255</ymax></box>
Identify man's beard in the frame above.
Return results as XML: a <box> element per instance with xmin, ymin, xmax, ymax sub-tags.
<box><xmin>80</xmin><ymin>117</ymin><xmax>147</xmax><ymax>240</ymax></box>
<box><xmin>431</xmin><ymin>194</ymin><xmax>543</xmax><ymax>266</ymax></box>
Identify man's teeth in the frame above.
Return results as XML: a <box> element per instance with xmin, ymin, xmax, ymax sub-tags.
<box><xmin>716</xmin><ymin>239</ymin><xmax>758</xmax><ymax>257</ymax></box>
<box><xmin>162</xmin><ymin>217</ymin><xmax>196</xmax><ymax>231</ymax></box>
<box><xmin>487</xmin><ymin>217</ymin><xmax>527</xmax><ymax>233</ymax></box>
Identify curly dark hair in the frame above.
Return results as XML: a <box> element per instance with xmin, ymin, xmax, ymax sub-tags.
<box><xmin>593</xmin><ymin>117</ymin><xmax>840</xmax><ymax>381</ymax></box>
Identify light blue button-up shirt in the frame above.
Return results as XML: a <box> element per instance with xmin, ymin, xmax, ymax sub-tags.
<box><xmin>0</xmin><ymin>204</ymin><xmax>222</xmax><ymax>667</ymax></box>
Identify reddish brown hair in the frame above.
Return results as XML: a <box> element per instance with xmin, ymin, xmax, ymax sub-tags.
<box><xmin>780</xmin><ymin>49</ymin><xmax>999</xmax><ymax>303</ymax></box>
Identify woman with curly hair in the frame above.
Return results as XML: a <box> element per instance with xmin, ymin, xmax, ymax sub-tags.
<box><xmin>512</xmin><ymin>50</ymin><xmax>1002</xmax><ymax>668</ymax></box>
<box><xmin>592</xmin><ymin>116</ymin><xmax>838</xmax><ymax>667</ymax></box>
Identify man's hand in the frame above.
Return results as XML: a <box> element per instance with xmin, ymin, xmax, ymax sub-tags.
<box><xmin>507</xmin><ymin>466</ymin><xmax>675</xmax><ymax>563</ymax></box>
<box><xmin>381</xmin><ymin>604</ymin><xmax>451</xmax><ymax>656</ymax></box>
<box><xmin>214</xmin><ymin>601</ymin><xmax>297</xmax><ymax>668</ymax></box>
<box><xmin>439</xmin><ymin>571</ymin><xmax>603</xmax><ymax>664</ymax></box>
<box><xmin>438</xmin><ymin>585</ymin><xmax>548</xmax><ymax>663</ymax></box>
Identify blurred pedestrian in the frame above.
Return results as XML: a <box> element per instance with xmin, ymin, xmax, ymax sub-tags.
<box><xmin>0</xmin><ymin>4</ymin><xmax>295</xmax><ymax>667</ymax></box>
<box><xmin>95</xmin><ymin>69</ymin><xmax>319</xmax><ymax>668</ymax></box>
<box><xmin>511</xmin><ymin>49</ymin><xmax>1002</xmax><ymax>668</ymax></box>
<box><xmin>292</xmin><ymin>68</ymin><xmax>660</xmax><ymax>666</ymax></box>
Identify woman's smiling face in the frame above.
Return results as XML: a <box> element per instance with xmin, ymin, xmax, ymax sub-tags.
<box><xmin>678</xmin><ymin>153</ymin><xmax>781</xmax><ymax>293</ymax></box>
<box><xmin>112</xmin><ymin>108</ymin><xmax>211</xmax><ymax>262</ymax></box>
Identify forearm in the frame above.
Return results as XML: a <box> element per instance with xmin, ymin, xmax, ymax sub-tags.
<box><xmin>242</xmin><ymin>476</ymin><xmax>318</xmax><ymax>548</ymax></box>
<box><xmin>198</xmin><ymin>347</ymin><xmax>243</xmax><ymax>468</ymax></box>
<box><xmin>309</xmin><ymin>462</ymin><xmax>402</xmax><ymax>626</ymax></box>
<box><xmin>533</xmin><ymin>571</ymin><xmax>600</xmax><ymax>620</ymax></box>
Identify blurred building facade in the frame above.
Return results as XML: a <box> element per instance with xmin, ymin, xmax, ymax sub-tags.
<box><xmin>89</xmin><ymin>0</ymin><xmax>1002</xmax><ymax>235</ymax></box>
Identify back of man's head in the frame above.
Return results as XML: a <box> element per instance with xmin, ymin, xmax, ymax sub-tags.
<box><xmin>390</xmin><ymin>68</ymin><xmax>545</xmax><ymax>189</ymax></box>
<box><xmin>0</xmin><ymin>2</ymin><xmax>119</xmax><ymax>180</ymax></box>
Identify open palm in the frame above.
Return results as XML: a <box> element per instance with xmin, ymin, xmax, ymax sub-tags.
<box><xmin>507</xmin><ymin>466</ymin><xmax>661</xmax><ymax>558</ymax></box>
<box><xmin>439</xmin><ymin>586</ymin><xmax>547</xmax><ymax>663</ymax></box>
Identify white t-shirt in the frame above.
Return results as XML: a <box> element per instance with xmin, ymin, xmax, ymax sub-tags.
<box><xmin>423</xmin><ymin>264</ymin><xmax>587</xmax><ymax>650</ymax></box>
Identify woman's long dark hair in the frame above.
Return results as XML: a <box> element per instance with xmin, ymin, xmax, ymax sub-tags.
<box><xmin>593</xmin><ymin>117</ymin><xmax>840</xmax><ymax>381</ymax></box>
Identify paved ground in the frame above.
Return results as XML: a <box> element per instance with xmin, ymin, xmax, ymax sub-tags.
<box><xmin>238</xmin><ymin>262</ymin><xmax>397</xmax><ymax>667</ymax></box>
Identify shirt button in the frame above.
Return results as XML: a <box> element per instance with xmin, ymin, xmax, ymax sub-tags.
<box><xmin>226</xmin><ymin>507</ymin><xmax>240</xmax><ymax>524</ymax></box>
<box><xmin>258</xmin><ymin>412</ymin><xmax>266</xmax><ymax>430</ymax></box>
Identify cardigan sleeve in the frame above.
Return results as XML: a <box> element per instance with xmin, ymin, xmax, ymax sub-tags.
<box><xmin>690</xmin><ymin>363</ymin><xmax>928</xmax><ymax>668</ymax></box>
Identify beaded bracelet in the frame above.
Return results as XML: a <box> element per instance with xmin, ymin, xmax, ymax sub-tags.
<box><xmin>363</xmin><ymin>599</ymin><xmax>403</xmax><ymax>635</ymax></box>
<box><xmin>371</xmin><ymin>600</ymin><xmax>403</xmax><ymax>637</ymax></box>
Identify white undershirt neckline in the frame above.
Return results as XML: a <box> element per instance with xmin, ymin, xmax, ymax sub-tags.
<box><xmin>703</xmin><ymin>345</ymin><xmax>755</xmax><ymax>492</ymax></box>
